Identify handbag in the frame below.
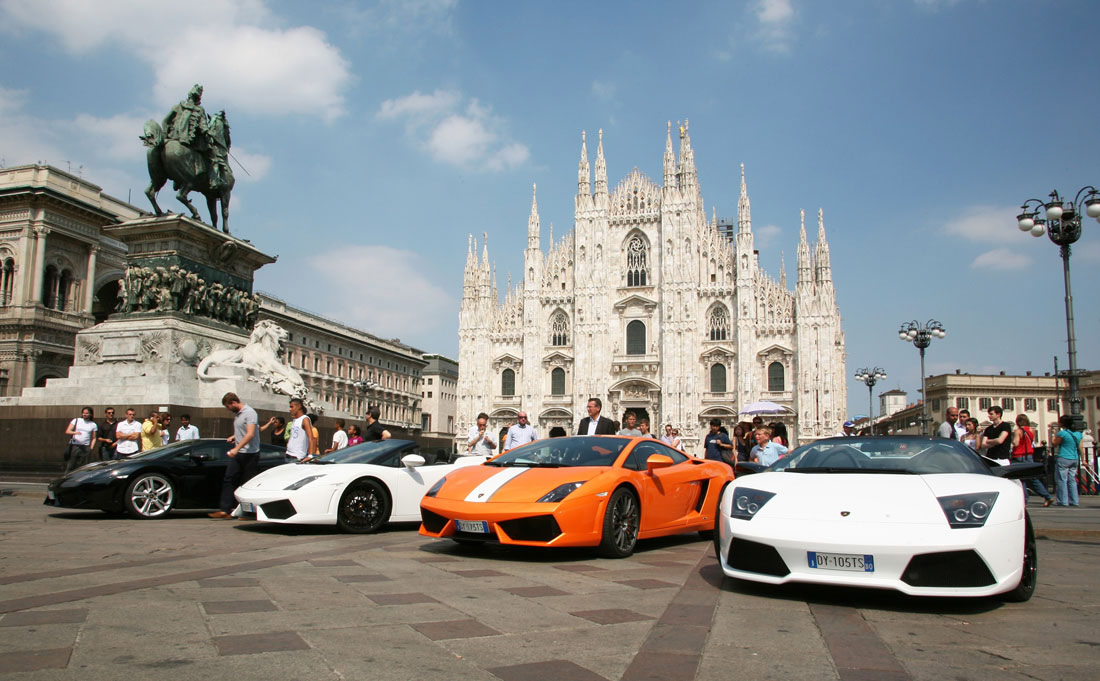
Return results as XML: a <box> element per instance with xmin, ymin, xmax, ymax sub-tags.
<box><xmin>62</xmin><ymin>443</ymin><xmax>73</xmax><ymax>462</ymax></box>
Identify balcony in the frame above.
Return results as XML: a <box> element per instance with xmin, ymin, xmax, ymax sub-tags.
<box><xmin>493</xmin><ymin>395</ymin><xmax>521</xmax><ymax>408</ymax></box>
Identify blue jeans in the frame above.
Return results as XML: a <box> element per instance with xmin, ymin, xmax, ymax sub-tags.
<box><xmin>1055</xmin><ymin>457</ymin><xmax>1079</xmax><ymax>506</ymax></box>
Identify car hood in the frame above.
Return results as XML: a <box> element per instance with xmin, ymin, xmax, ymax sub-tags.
<box><xmin>52</xmin><ymin>459</ymin><xmax>134</xmax><ymax>485</ymax></box>
<box><xmin>434</xmin><ymin>465</ymin><xmax>609</xmax><ymax>503</ymax></box>
<box><xmin>239</xmin><ymin>462</ymin><xmax>352</xmax><ymax>490</ymax></box>
<box><xmin>736</xmin><ymin>472</ymin><xmax>949</xmax><ymax>524</ymax></box>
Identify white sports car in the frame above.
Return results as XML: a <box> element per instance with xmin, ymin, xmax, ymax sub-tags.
<box><xmin>234</xmin><ymin>440</ymin><xmax>486</xmax><ymax>533</ymax></box>
<box><xmin>715</xmin><ymin>436</ymin><xmax>1039</xmax><ymax>601</ymax></box>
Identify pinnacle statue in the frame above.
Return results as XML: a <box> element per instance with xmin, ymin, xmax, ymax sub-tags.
<box><xmin>141</xmin><ymin>84</ymin><xmax>235</xmax><ymax>233</ymax></box>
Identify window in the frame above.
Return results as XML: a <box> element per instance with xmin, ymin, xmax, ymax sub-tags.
<box><xmin>550</xmin><ymin>312</ymin><xmax>569</xmax><ymax>346</ymax></box>
<box><xmin>710</xmin><ymin>363</ymin><xmax>726</xmax><ymax>393</ymax></box>
<box><xmin>931</xmin><ymin>399</ymin><xmax>941</xmax><ymax>413</ymax></box>
<box><xmin>768</xmin><ymin>362</ymin><xmax>784</xmax><ymax>392</ymax></box>
<box><xmin>708</xmin><ymin>305</ymin><xmax>729</xmax><ymax>341</ymax></box>
<box><xmin>427</xmin><ymin>392</ymin><xmax>432</xmax><ymax>398</ymax></box>
<box><xmin>626</xmin><ymin>320</ymin><xmax>646</xmax><ymax>355</ymax></box>
<box><xmin>625</xmin><ymin>234</ymin><xmax>648</xmax><ymax>286</ymax></box>
<box><xmin>1025</xmin><ymin>398</ymin><xmax>1037</xmax><ymax>411</ymax></box>
<box><xmin>979</xmin><ymin>397</ymin><xmax>992</xmax><ymax>410</ymax></box>
<box><xmin>551</xmin><ymin>367</ymin><xmax>565</xmax><ymax>395</ymax></box>
<box><xmin>0</xmin><ymin>258</ymin><xmax>14</xmax><ymax>306</ymax></box>
<box><xmin>956</xmin><ymin>397</ymin><xmax>969</xmax><ymax>409</ymax></box>
<box><xmin>1000</xmin><ymin>397</ymin><xmax>1014</xmax><ymax>410</ymax></box>
<box><xmin>501</xmin><ymin>368</ymin><xmax>515</xmax><ymax>396</ymax></box>
<box><xmin>1047</xmin><ymin>398</ymin><xmax>1056</xmax><ymax>411</ymax></box>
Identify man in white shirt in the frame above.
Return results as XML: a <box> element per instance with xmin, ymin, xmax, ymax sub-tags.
<box><xmin>285</xmin><ymin>398</ymin><xmax>315</xmax><ymax>461</ymax></box>
<box><xmin>504</xmin><ymin>412</ymin><xmax>538</xmax><ymax>450</ymax></box>
<box><xmin>175</xmin><ymin>413</ymin><xmax>200</xmax><ymax>440</ymax></box>
<box><xmin>325</xmin><ymin>419</ymin><xmax>348</xmax><ymax>453</ymax></box>
<box><xmin>115</xmin><ymin>409</ymin><xmax>142</xmax><ymax>458</ymax></box>
<box><xmin>466</xmin><ymin>412</ymin><xmax>498</xmax><ymax>457</ymax></box>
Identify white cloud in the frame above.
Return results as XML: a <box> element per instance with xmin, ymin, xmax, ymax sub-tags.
<box><xmin>591</xmin><ymin>80</ymin><xmax>617</xmax><ymax>101</ymax></box>
<box><xmin>305</xmin><ymin>245</ymin><xmax>456</xmax><ymax>341</ymax></box>
<box><xmin>755</xmin><ymin>224</ymin><xmax>782</xmax><ymax>249</ymax></box>
<box><xmin>0</xmin><ymin>85</ymin><xmax>28</xmax><ymax>113</ymax></box>
<box><xmin>73</xmin><ymin>113</ymin><xmax>148</xmax><ymax>161</ymax></box>
<box><xmin>972</xmin><ymin>247</ymin><xmax>1032</xmax><ymax>270</ymax></box>
<box><xmin>377</xmin><ymin>92</ymin><xmax>530</xmax><ymax>172</ymax></box>
<box><xmin>753</xmin><ymin>0</ymin><xmax>795</xmax><ymax>53</ymax></box>
<box><xmin>944</xmin><ymin>204</ymin><xmax>1020</xmax><ymax>243</ymax></box>
<box><xmin>1076</xmin><ymin>240</ymin><xmax>1100</xmax><ymax>264</ymax></box>
<box><xmin>226</xmin><ymin>147</ymin><xmax>272</xmax><ymax>183</ymax></box>
<box><xmin>377</xmin><ymin>90</ymin><xmax>461</xmax><ymax>123</ymax></box>
<box><xmin>1</xmin><ymin>0</ymin><xmax>350</xmax><ymax>122</ymax></box>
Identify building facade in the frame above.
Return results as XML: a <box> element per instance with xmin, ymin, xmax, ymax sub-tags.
<box><xmin>420</xmin><ymin>353</ymin><xmax>458</xmax><ymax>441</ymax></box>
<box><xmin>257</xmin><ymin>293</ymin><xmax>425</xmax><ymax>429</ymax></box>
<box><xmin>0</xmin><ymin>165</ymin><xmax>136</xmax><ymax>396</ymax></box>
<box><xmin>457</xmin><ymin>123</ymin><xmax>847</xmax><ymax>451</ymax></box>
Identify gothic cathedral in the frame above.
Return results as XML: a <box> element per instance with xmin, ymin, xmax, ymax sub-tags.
<box><xmin>457</xmin><ymin>122</ymin><xmax>846</xmax><ymax>451</ymax></box>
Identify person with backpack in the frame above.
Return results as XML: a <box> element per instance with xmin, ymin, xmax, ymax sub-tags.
<box><xmin>1011</xmin><ymin>414</ymin><xmax>1053</xmax><ymax>507</ymax></box>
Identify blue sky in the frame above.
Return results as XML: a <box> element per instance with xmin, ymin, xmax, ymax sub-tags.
<box><xmin>2</xmin><ymin>0</ymin><xmax>1098</xmax><ymax>419</ymax></box>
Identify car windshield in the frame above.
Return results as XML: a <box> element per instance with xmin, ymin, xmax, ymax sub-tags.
<box><xmin>310</xmin><ymin>439</ymin><xmax>414</xmax><ymax>465</ymax></box>
<box><xmin>769</xmin><ymin>437</ymin><xmax>991</xmax><ymax>475</ymax></box>
<box><xmin>489</xmin><ymin>436</ymin><xmax>629</xmax><ymax>468</ymax></box>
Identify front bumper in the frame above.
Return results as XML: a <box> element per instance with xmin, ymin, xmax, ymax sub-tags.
<box><xmin>716</xmin><ymin>513</ymin><xmax>1025</xmax><ymax>597</ymax></box>
<box><xmin>234</xmin><ymin>486</ymin><xmax>340</xmax><ymax>525</ymax></box>
<box><xmin>418</xmin><ymin>496</ymin><xmax>608</xmax><ymax>547</ymax></box>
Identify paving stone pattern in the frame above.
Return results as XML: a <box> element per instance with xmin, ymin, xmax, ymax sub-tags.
<box><xmin>0</xmin><ymin>492</ymin><xmax>1097</xmax><ymax>679</ymax></box>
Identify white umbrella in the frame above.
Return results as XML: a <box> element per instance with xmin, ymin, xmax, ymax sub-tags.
<box><xmin>739</xmin><ymin>400</ymin><xmax>793</xmax><ymax>416</ymax></box>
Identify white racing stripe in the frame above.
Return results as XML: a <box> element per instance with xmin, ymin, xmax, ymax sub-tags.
<box><xmin>464</xmin><ymin>467</ymin><xmax>529</xmax><ymax>503</ymax></box>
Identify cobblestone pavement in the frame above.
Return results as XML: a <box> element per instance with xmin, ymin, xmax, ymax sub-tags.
<box><xmin>0</xmin><ymin>489</ymin><xmax>1097</xmax><ymax>680</ymax></box>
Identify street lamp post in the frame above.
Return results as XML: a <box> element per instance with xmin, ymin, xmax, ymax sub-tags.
<box><xmin>898</xmin><ymin>320</ymin><xmax>946</xmax><ymax>435</ymax></box>
<box><xmin>1016</xmin><ymin>186</ymin><xmax>1100</xmax><ymax>431</ymax></box>
<box><xmin>854</xmin><ymin>367</ymin><xmax>887</xmax><ymax>434</ymax></box>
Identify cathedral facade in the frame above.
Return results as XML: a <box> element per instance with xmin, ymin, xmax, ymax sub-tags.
<box><xmin>457</xmin><ymin>123</ymin><xmax>846</xmax><ymax>451</ymax></box>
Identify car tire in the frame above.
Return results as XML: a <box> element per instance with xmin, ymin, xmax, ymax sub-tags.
<box><xmin>123</xmin><ymin>472</ymin><xmax>175</xmax><ymax>519</ymax></box>
<box><xmin>337</xmin><ymin>479</ymin><xmax>391</xmax><ymax>534</ymax></box>
<box><xmin>712</xmin><ymin>483</ymin><xmax>729</xmax><ymax>563</ymax></box>
<box><xmin>1003</xmin><ymin>513</ymin><xmax>1037</xmax><ymax>602</ymax></box>
<box><xmin>597</xmin><ymin>488</ymin><xmax>640</xmax><ymax>558</ymax></box>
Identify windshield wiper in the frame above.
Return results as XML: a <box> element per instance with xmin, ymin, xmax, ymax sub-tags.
<box><xmin>786</xmin><ymin>467</ymin><xmax>916</xmax><ymax>474</ymax></box>
<box><xmin>303</xmin><ymin>458</ymin><xmax>334</xmax><ymax>464</ymax></box>
<box><xmin>484</xmin><ymin>460</ymin><xmax>504</xmax><ymax>466</ymax></box>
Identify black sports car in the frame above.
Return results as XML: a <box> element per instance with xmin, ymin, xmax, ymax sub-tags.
<box><xmin>45</xmin><ymin>439</ymin><xmax>287</xmax><ymax>519</ymax></box>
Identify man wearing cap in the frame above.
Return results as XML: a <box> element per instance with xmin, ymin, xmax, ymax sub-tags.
<box><xmin>838</xmin><ymin>420</ymin><xmax>857</xmax><ymax>437</ymax></box>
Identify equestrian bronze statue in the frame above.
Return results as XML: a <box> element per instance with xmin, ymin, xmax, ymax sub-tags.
<box><xmin>142</xmin><ymin>84</ymin><xmax>235</xmax><ymax>233</ymax></box>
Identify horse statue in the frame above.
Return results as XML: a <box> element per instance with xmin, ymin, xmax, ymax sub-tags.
<box><xmin>142</xmin><ymin>111</ymin><xmax>235</xmax><ymax>234</ymax></box>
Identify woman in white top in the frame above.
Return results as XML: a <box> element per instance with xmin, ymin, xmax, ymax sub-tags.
<box><xmin>961</xmin><ymin>418</ymin><xmax>981</xmax><ymax>452</ymax></box>
<box><xmin>64</xmin><ymin>407</ymin><xmax>98</xmax><ymax>473</ymax></box>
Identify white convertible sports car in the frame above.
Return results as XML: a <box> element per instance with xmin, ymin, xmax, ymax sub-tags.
<box><xmin>715</xmin><ymin>436</ymin><xmax>1039</xmax><ymax>601</ymax></box>
<box><xmin>234</xmin><ymin>440</ymin><xmax>486</xmax><ymax>533</ymax></box>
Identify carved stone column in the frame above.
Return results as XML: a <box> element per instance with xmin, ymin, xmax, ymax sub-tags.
<box><xmin>30</xmin><ymin>226</ymin><xmax>49</xmax><ymax>304</ymax></box>
<box><xmin>84</xmin><ymin>245</ymin><xmax>98</xmax><ymax>314</ymax></box>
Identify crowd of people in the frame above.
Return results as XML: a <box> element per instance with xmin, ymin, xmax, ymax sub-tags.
<box><xmin>936</xmin><ymin>405</ymin><xmax>1092</xmax><ymax>508</ymax></box>
<box><xmin>63</xmin><ymin>406</ymin><xmax>201</xmax><ymax>473</ymax></box>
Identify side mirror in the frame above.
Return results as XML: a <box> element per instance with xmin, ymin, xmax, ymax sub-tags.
<box><xmin>734</xmin><ymin>462</ymin><xmax>765</xmax><ymax>477</ymax></box>
<box><xmin>402</xmin><ymin>454</ymin><xmax>425</xmax><ymax>468</ymax></box>
<box><xmin>646</xmin><ymin>453</ymin><xmax>675</xmax><ymax>472</ymax></box>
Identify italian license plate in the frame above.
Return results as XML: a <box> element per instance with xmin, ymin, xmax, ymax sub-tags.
<box><xmin>456</xmin><ymin>519</ymin><xmax>490</xmax><ymax>534</ymax></box>
<box><xmin>240</xmin><ymin>502</ymin><xmax>254</xmax><ymax>513</ymax></box>
<box><xmin>808</xmin><ymin>551</ymin><xmax>874</xmax><ymax>572</ymax></box>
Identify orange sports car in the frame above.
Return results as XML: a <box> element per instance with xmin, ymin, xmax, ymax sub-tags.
<box><xmin>419</xmin><ymin>435</ymin><xmax>734</xmax><ymax>557</ymax></box>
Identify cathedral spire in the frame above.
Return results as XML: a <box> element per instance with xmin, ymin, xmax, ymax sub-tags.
<box><xmin>578</xmin><ymin>131</ymin><xmax>590</xmax><ymax>196</ymax></box>
<box><xmin>663</xmin><ymin>121</ymin><xmax>676</xmax><ymax>188</ymax></box>
<box><xmin>528</xmin><ymin>183</ymin><xmax>540</xmax><ymax>250</ymax></box>
<box><xmin>779</xmin><ymin>251</ymin><xmax>787</xmax><ymax>289</ymax></box>
<box><xmin>797</xmin><ymin>210</ymin><xmax>811</xmax><ymax>285</ymax></box>
<box><xmin>548</xmin><ymin>221</ymin><xmax>554</xmax><ymax>244</ymax></box>
<box><xmin>594</xmin><ymin>128</ymin><xmax>608</xmax><ymax>196</ymax></box>
<box><xmin>737</xmin><ymin>163</ymin><xmax>752</xmax><ymax>234</ymax></box>
<box><xmin>677</xmin><ymin>119</ymin><xmax>697</xmax><ymax>190</ymax></box>
<box><xmin>481</xmin><ymin>231</ymin><xmax>490</xmax><ymax>272</ymax></box>
<box><xmin>465</xmin><ymin>233</ymin><xmax>476</xmax><ymax>271</ymax></box>
<box><xmin>815</xmin><ymin>208</ymin><xmax>832</xmax><ymax>283</ymax></box>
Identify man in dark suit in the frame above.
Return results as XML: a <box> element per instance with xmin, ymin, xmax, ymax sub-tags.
<box><xmin>577</xmin><ymin>397</ymin><xmax>617</xmax><ymax>435</ymax></box>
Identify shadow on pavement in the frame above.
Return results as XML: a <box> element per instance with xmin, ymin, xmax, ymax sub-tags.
<box><xmin>415</xmin><ymin>532</ymin><xmax>709</xmax><ymax>563</ymax></box>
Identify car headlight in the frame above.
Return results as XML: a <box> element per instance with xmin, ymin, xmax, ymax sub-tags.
<box><xmin>284</xmin><ymin>475</ymin><xmax>325</xmax><ymax>491</ymax></box>
<box><xmin>937</xmin><ymin>492</ymin><xmax>999</xmax><ymax>528</ymax></box>
<box><xmin>537</xmin><ymin>481</ymin><xmax>585</xmax><ymax>503</ymax></box>
<box><xmin>729</xmin><ymin>487</ymin><xmax>775</xmax><ymax>520</ymax></box>
<box><xmin>425</xmin><ymin>476</ymin><xmax>447</xmax><ymax>498</ymax></box>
